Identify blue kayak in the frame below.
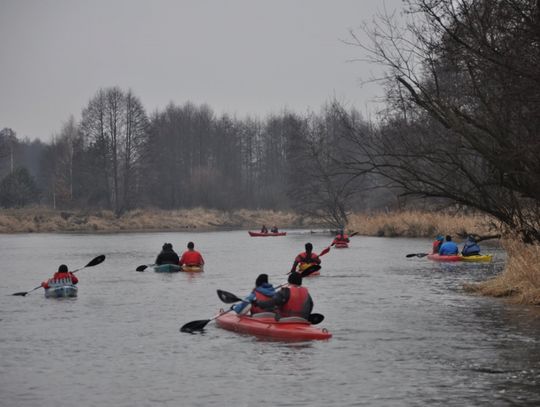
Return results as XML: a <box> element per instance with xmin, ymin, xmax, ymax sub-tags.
<box><xmin>153</xmin><ymin>264</ymin><xmax>181</xmax><ymax>273</ymax></box>
<box><xmin>45</xmin><ymin>285</ymin><xmax>78</xmax><ymax>298</ymax></box>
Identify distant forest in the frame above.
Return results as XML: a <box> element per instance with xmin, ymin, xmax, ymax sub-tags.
<box><xmin>0</xmin><ymin>97</ymin><xmax>397</xmax><ymax>223</ymax></box>
<box><xmin>1</xmin><ymin>0</ymin><xmax>539</xmax><ymax>242</ymax></box>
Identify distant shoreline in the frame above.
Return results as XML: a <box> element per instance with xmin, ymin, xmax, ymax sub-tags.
<box><xmin>0</xmin><ymin>207</ymin><xmax>496</xmax><ymax>238</ymax></box>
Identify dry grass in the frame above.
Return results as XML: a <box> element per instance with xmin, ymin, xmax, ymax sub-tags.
<box><xmin>0</xmin><ymin>206</ymin><xmax>313</xmax><ymax>233</ymax></box>
<box><xmin>465</xmin><ymin>239</ymin><xmax>540</xmax><ymax>304</ymax></box>
<box><xmin>347</xmin><ymin>210</ymin><xmax>495</xmax><ymax>238</ymax></box>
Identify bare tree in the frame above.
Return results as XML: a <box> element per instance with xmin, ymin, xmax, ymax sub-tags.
<box><xmin>344</xmin><ymin>0</ymin><xmax>540</xmax><ymax>242</ymax></box>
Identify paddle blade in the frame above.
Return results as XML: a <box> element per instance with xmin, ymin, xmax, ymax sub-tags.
<box><xmin>308</xmin><ymin>313</ymin><xmax>324</xmax><ymax>325</ymax></box>
<box><xmin>12</xmin><ymin>291</ymin><xmax>28</xmax><ymax>296</ymax></box>
<box><xmin>136</xmin><ymin>265</ymin><xmax>148</xmax><ymax>272</ymax></box>
<box><xmin>319</xmin><ymin>246</ymin><xmax>331</xmax><ymax>257</ymax></box>
<box><xmin>217</xmin><ymin>289</ymin><xmax>242</xmax><ymax>304</ymax></box>
<box><xmin>406</xmin><ymin>253</ymin><xmax>429</xmax><ymax>258</ymax></box>
<box><xmin>350</xmin><ymin>231</ymin><xmax>359</xmax><ymax>237</ymax></box>
<box><xmin>180</xmin><ymin>319</ymin><xmax>211</xmax><ymax>333</ymax></box>
<box><xmin>85</xmin><ymin>255</ymin><xmax>106</xmax><ymax>268</ymax></box>
<box><xmin>300</xmin><ymin>265</ymin><xmax>321</xmax><ymax>277</ymax></box>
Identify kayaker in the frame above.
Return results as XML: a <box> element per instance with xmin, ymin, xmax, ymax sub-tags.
<box><xmin>254</xmin><ymin>272</ymin><xmax>313</xmax><ymax>320</ymax></box>
<box><xmin>233</xmin><ymin>273</ymin><xmax>276</xmax><ymax>315</ymax></box>
<box><xmin>439</xmin><ymin>235</ymin><xmax>459</xmax><ymax>255</ymax></box>
<box><xmin>290</xmin><ymin>242</ymin><xmax>321</xmax><ymax>274</ymax></box>
<box><xmin>270</xmin><ymin>225</ymin><xmax>279</xmax><ymax>233</ymax></box>
<box><xmin>432</xmin><ymin>234</ymin><xmax>444</xmax><ymax>253</ymax></box>
<box><xmin>461</xmin><ymin>236</ymin><xmax>481</xmax><ymax>256</ymax></box>
<box><xmin>155</xmin><ymin>243</ymin><xmax>180</xmax><ymax>265</ymax></box>
<box><xmin>179</xmin><ymin>241</ymin><xmax>205</xmax><ymax>267</ymax></box>
<box><xmin>261</xmin><ymin>224</ymin><xmax>269</xmax><ymax>233</ymax></box>
<box><xmin>332</xmin><ymin>229</ymin><xmax>350</xmax><ymax>245</ymax></box>
<box><xmin>41</xmin><ymin>264</ymin><xmax>78</xmax><ymax>289</ymax></box>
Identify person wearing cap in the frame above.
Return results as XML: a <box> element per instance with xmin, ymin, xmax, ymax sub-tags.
<box><xmin>432</xmin><ymin>235</ymin><xmax>444</xmax><ymax>254</ymax></box>
<box><xmin>41</xmin><ymin>264</ymin><xmax>78</xmax><ymax>289</ymax></box>
<box><xmin>155</xmin><ymin>243</ymin><xmax>180</xmax><ymax>265</ymax></box>
<box><xmin>290</xmin><ymin>242</ymin><xmax>321</xmax><ymax>275</ymax></box>
<box><xmin>254</xmin><ymin>272</ymin><xmax>313</xmax><ymax>320</ymax></box>
<box><xmin>179</xmin><ymin>241</ymin><xmax>205</xmax><ymax>267</ymax></box>
<box><xmin>461</xmin><ymin>235</ymin><xmax>481</xmax><ymax>256</ymax></box>
<box><xmin>270</xmin><ymin>225</ymin><xmax>279</xmax><ymax>233</ymax></box>
<box><xmin>439</xmin><ymin>235</ymin><xmax>459</xmax><ymax>255</ymax></box>
<box><xmin>232</xmin><ymin>274</ymin><xmax>276</xmax><ymax>315</ymax></box>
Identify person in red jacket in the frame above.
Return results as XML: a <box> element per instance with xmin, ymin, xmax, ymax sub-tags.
<box><xmin>332</xmin><ymin>229</ymin><xmax>350</xmax><ymax>245</ymax></box>
<box><xmin>41</xmin><ymin>264</ymin><xmax>78</xmax><ymax>289</ymax></box>
<box><xmin>179</xmin><ymin>241</ymin><xmax>205</xmax><ymax>267</ymax></box>
<box><xmin>254</xmin><ymin>272</ymin><xmax>313</xmax><ymax>320</ymax></box>
<box><xmin>290</xmin><ymin>242</ymin><xmax>321</xmax><ymax>276</ymax></box>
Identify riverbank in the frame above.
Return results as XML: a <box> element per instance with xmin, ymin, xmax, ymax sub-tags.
<box><xmin>0</xmin><ymin>207</ymin><xmax>495</xmax><ymax>236</ymax></box>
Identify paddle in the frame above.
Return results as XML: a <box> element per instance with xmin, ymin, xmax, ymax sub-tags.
<box><xmin>136</xmin><ymin>264</ymin><xmax>152</xmax><ymax>272</ymax></box>
<box><xmin>215</xmin><ymin>289</ymin><xmax>325</xmax><ymax>324</ymax></box>
<box><xmin>287</xmin><ymin>245</ymin><xmax>330</xmax><ymax>275</ymax></box>
<box><xmin>299</xmin><ymin>264</ymin><xmax>322</xmax><ymax>277</ymax></box>
<box><xmin>405</xmin><ymin>253</ymin><xmax>430</xmax><ymax>258</ymax></box>
<box><xmin>12</xmin><ymin>254</ymin><xmax>106</xmax><ymax>296</ymax></box>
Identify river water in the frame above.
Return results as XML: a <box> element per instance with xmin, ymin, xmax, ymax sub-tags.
<box><xmin>1</xmin><ymin>231</ymin><xmax>539</xmax><ymax>406</ymax></box>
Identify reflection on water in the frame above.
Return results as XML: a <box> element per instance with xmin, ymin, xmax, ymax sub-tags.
<box><xmin>0</xmin><ymin>231</ymin><xmax>539</xmax><ymax>406</ymax></box>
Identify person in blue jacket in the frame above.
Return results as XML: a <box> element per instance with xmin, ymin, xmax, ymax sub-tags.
<box><xmin>233</xmin><ymin>274</ymin><xmax>276</xmax><ymax>315</ymax></box>
<box><xmin>461</xmin><ymin>236</ymin><xmax>481</xmax><ymax>256</ymax></box>
<box><xmin>439</xmin><ymin>235</ymin><xmax>459</xmax><ymax>255</ymax></box>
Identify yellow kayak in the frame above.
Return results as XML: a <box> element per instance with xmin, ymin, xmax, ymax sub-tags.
<box><xmin>459</xmin><ymin>254</ymin><xmax>493</xmax><ymax>262</ymax></box>
<box><xmin>182</xmin><ymin>265</ymin><xmax>204</xmax><ymax>272</ymax></box>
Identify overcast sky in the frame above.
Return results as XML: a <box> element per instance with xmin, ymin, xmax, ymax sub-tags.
<box><xmin>0</xmin><ymin>0</ymin><xmax>404</xmax><ymax>141</ymax></box>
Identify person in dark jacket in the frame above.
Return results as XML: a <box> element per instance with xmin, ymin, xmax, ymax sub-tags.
<box><xmin>461</xmin><ymin>236</ymin><xmax>481</xmax><ymax>256</ymax></box>
<box><xmin>233</xmin><ymin>274</ymin><xmax>276</xmax><ymax>315</ymax></box>
<box><xmin>254</xmin><ymin>272</ymin><xmax>313</xmax><ymax>320</ymax></box>
<box><xmin>155</xmin><ymin>243</ymin><xmax>180</xmax><ymax>265</ymax></box>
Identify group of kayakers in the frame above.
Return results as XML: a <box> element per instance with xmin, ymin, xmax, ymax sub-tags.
<box><xmin>432</xmin><ymin>234</ymin><xmax>482</xmax><ymax>256</ymax></box>
<box><xmin>155</xmin><ymin>241</ymin><xmax>205</xmax><ymax>268</ymax></box>
<box><xmin>260</xmin><ymin>224</ymin><xmax>279</xmax><ymax>233</ymax></box>
<box><xmin>39</xmin><ymin>229</ymin><xmax>346</xmax><ymax>324</ymax></box>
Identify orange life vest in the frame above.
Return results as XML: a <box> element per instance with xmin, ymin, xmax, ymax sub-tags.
<box><xmin>251</xmin><ymin>290</ymin><xmax>273</xmax><ymax>314</ymax></box>
<box><xmin>281</xmin><ymin>285</ymin><xmax>309</xmax><ymax>318</ymax></box>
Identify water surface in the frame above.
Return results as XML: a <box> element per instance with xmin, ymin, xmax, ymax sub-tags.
<box><xmin>1</xmin><ymin>231</ymin><xmax>539</xmax><ymax>406</ymax></box>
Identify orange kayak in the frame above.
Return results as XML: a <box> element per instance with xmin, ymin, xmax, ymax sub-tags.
<box><xmin>215</xmin><ymin>311</ymin><xmax>332</xmax><ymax>341</ymax></box>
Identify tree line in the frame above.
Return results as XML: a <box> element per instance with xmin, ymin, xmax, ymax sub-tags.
<box><xmin>2</xmin><ymin>0</ymin><xmax>539</xmax><ymax>242</ymax></box>
<box><xmin>0</xmin><ymin>90</ymin><xmax>385</xmax><ymax>226</ymax></box>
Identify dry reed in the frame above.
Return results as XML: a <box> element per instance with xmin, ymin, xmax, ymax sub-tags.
<box><xmin>465</xmin><ymin>239</ymin><xmax>540</xmax><ymax>304</ymax></box>
<box><xmin>347</xmin><ymin>210</ymin><xmax>495</xmax><ymax>238</ymax></box>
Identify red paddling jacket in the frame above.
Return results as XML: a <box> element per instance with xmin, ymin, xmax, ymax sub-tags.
<box><xmin>41</xmin><ymin>272</ymin><xmax>78</xmax><ymax>289</ymax></box>
<box><xmin>179</xmin><ymin>250</ymin><xmax>205</xmax><ymax>266</ymax></box>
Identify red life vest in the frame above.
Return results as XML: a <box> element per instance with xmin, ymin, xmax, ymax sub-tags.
<box><xmin>251</xmin><ymin>290</ymin><xmax>273</xmax><ymax>314</ymax></box>
<box><xmin>42</xmin><ymin>272</ymin><xmax>78</xmax><ymax>289</ymax></box>
<box><xmin>296</xmin><ymin>251</ymin><xmax>320</xmax><ymax>265</ymax></box>
<box><xmin>180</xmin><ymin>250</ymin><xmax>204</xmax><ymax>266</ymax></box>
<box><xmin>281</xmin><ymin>285</ymin><xmax>309</xmax><ymax>318</ymax></box>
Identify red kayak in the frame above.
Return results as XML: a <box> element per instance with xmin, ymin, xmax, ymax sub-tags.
<box><xmin>215</xmin><ymin>311</ymin><xmax>332</xmax><ymax>341</ymax></box>
<box><xmin>427</xmin><ymin>253</ymin><xmax>461</xmax><ymax>262</ymax></box>
<box><xmin>334</xmin><ymin>242</ymin><xmax>349</xmax><ymax>248</ymax></box>
<box><xmin>248</xmin><ymin>231</ymin><xmax>287</xmax><ymax>237</ymax></box>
